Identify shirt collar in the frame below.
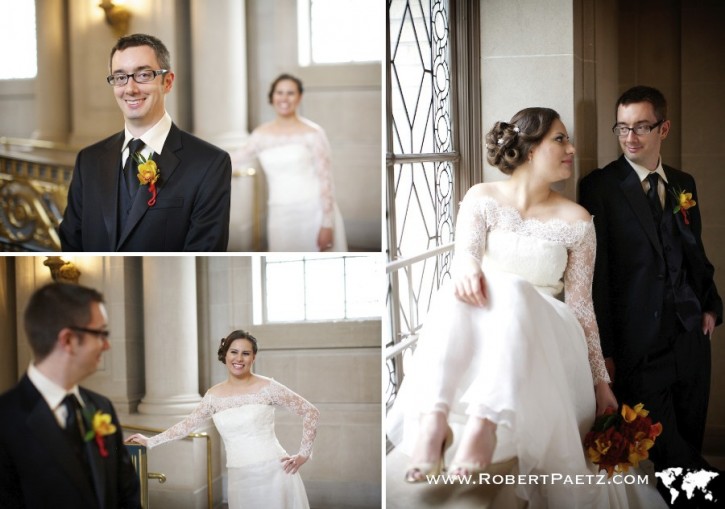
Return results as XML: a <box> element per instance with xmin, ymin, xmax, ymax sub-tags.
<box><xmin>123</xmin><ymin>111</ymin><xmax>173</xmax><ymax>156</ymax></box>
<box><xmin>626</xmin><ymin>156</ymin><xmax>668</xmax><ymax>184</ymax></box>
<box><xmin>27</xmin><ymin>363</ymin><xmax>84</xmax><ymax>410</ymax></box>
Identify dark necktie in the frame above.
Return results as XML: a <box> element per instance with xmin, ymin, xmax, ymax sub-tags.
<box><xmin>62</xmin><ymin>394</ymin><xmax>95</xmax><ymax>484</ymax></box>
<box><xmin>124</xmin><ymin>138</ymin><xmax>145</xmax><ymax>197</ymax></box>
<box><xmin>646</xmin><ymin>172</ymin><xmax>663</xmax><ymax>222</ymax></box>
<box><xmin>62</xmin><ymin>393</ymin><xmax>84</xmax><ymax>445</ymax></box>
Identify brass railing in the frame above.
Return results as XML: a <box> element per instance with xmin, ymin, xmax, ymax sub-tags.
<box><xmin>122</xmin><ymin>424</ymin><xmax>213</xmax><ymax>509</ymax></box>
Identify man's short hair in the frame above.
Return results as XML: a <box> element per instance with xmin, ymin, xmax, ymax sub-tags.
<box><xmin>109</xmin><ymin>33</ymin><xmax>171</xmax><ymax>71</ymax></box>
<box><xmin>24</xmin><ymin>283</ymin><xmax>104</xmax><ymax>362</ymax></box>
<box><xmin>616</xmin><ymin>85</ymin><xmax>668</xmax><ymax>122</ymax></box>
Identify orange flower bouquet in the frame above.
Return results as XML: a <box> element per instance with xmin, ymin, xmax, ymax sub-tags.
<box><xmin>583</xmin><ymin>403</ymin><xmax>662</xmax><ymax>477</ymax></box>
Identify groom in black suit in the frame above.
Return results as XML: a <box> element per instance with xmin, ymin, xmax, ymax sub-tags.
<box><xmin>0</xmin><ymin>283</ymin><xmax>140</xmax><ymax>508</ymax></box>
<box><xmin>580</xmin><ymin>86</ymin><xmax>722</xmax><ymax>475</ymax></box>
<box><xmin>59</xmin><ymin>33</ymin><xmax>231</xmax><ymax>251</ymax></box>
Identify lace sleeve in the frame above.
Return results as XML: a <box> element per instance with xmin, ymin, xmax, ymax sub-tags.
<box><xmin>268</xmin><ymin>381</ymin><xmax>320</xmax><ymax>458</ymax></box>
<box><xmin>146</xmin><ymin>394</ymin><xmax>214</xmax><ymax>449</ymax></box>
<box><xmin>452</xmin><ymin>196</ymin><xmax>487</xmax><ymax>274</ymax></box>
<box><xmin>311</xmin><ymin>130</ymin><xmax>335</xmax><ymax>228</ymax></box>
<box><xmin>564</xmin><ymin>222</ymin><xmax>610</xmax><ymax>385</ymax></box>
<box><xmin>230</xmin><ymin>132</ymin><xmax>259</xmax><ymax>170</ymax></box>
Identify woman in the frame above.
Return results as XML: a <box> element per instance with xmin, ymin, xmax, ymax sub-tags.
<box><xmin>387</xmin><ymin>108</ymin><xmax>667</xmax><ymax>508</ymax></box>
<box><xmin>126</xmin><ymin>330</ymin><xmax>319</xmax><ymax>509</ymax></box>
<box><xmin>232</xmin><ymin>73</ymin><xmax>347</xmax><ymax>252</ymax></box>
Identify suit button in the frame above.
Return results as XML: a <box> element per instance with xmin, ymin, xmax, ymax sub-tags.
<box><xmin>654</xmin><ymin>311</ymin><xmax>659</xmax><ymax>318</ymax></box>
<box><xmin>657</xmin><ymin>274</ymin><xmax>665</xmax><ymax>280</ymax></box>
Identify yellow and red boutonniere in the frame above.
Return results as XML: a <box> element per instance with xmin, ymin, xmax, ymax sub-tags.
<box><xmin>82</xmin><ymin>408</ymin><xmax>117</xmax><ymax>458</ymax></box>
<box><xmin>670</xmin><ymin>187</ymin><xmax>696</xmax><ymax>225</ymax></box>
<box><xmin>132</xmin><ymin>152</ymin><xmax>160</xmax><ymax>207</ymax></box>
<box><xmin>583</xmin><ymin>403</ymin><xmax>662</xmax><ymax>477</ymax></box>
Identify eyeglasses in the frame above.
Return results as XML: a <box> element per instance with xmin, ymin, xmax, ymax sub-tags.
<box><xmin>612</xmin><ymin>120</ymin><xmax>664</xmax><ymax>137</ymax></box>
<box><xmin>106</xmin><ymin>69</ymin><xmax>168</xmax><ymax>87</ymax></box>
<box><xmin>69</xmin><ymin>326</ymin><xmax>110</xmax><ymax>340</ymax></box>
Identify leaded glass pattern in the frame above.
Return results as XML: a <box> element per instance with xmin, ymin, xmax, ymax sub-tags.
<box><xmin>386</xmin><ymin>0</ymin><xmax>456</xmax><ymax>407</ymax></box>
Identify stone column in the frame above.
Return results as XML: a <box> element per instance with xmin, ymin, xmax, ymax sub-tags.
<box><xmin>190</xmin><ymin>0</ymin><xmax>248</xmax><ymax>149</ymax></box>
<box><xmin>32</xmin><ymin>0</ymin><xmax>70</xmax><ymax>142</ymax></box>
<box><xmin>138</xmin><ymin>257</ymin><xmax>201</xmax><ymax>415</ymax></box>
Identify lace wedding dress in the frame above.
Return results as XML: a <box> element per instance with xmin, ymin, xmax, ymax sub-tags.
<box><xmin>147</xmin><ymin>379</ymin><xmax>319</xmax><ymax>509</ymax></box>
<box><xmin>387</xmin><ymin>196</ymin><xmax>667</xmax><ymax>508</ymax></box>
<box><xmin>232</xmin><ymin>130</ymin><xmax>347</xmax><ymax>252</ymax></box>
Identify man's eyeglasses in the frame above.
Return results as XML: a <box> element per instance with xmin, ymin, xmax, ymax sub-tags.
<box><xmin>69</xmin><ymin>326</ymin><xmax>110</xmax><ymax>340</ymax></box>
<box><xmin>106</xmin><ymin>69</ymin><xmax>168</xmax><ymax>87</ymax></box>
<box><xmin>612</xmin><ymin>120</ymin><xmax>664</xmax><ymax>137</ymax></box>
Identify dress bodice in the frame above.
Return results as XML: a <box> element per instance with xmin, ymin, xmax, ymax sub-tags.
<box><xmin>146</xmin><ymin>379</ymin><xmax>320</xmax><ymax>461</ymax></box>
<box><xmin>213</xmin><ymin>405</ymin><xmax>286</xmax><ymax>467</ymax></box>
<box><xmin>483</xmin><ymin>230</ymin><xmax>567</xmax><ymax>296</ymax></box>
<box><xmin>257</xmin><ymin>143</ymin><xmax>318</xmax><ymax>205</ymax></box>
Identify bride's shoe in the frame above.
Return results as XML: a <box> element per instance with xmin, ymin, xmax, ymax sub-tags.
<box><xmin>404</xmin><ymin>425</ymin><xmax>454</xmax><ymax>483</ymax></box>
<box><xmin>448</xmin><ymin>418</ymin><xmax>497</xmax><ymax>480</ymax></box>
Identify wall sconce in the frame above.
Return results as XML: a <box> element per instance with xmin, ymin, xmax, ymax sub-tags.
<box><xmin>99</xmin><ymin>0</ymin><xmax>132</xmax><ymax>39</ymax></box>
<box><xmin>44</xmin><ymin>257</ymin><xmax>82</xmax><ymax>284</ymax></box>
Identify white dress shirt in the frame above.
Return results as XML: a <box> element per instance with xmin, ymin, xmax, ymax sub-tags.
<box><xmin>27</xmin><ymin>363</ymin><xmax>85</xmax><ymax>429</ymax></box>
<box><xmin>626</xmin><ymin>156</ymin><xmax>668</xmax><ymax>208</ymax></box>
<box><xmin>121</xmin><ymin>111</ymin><xmax>173</xmax><ymax>166</ymax></box>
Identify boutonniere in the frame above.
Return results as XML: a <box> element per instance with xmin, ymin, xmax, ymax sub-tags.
<box><xmin>132</xmin><ymin>152</ymin><xmax>160</xmax><ymax>207</ymax></box>
<box><xmin>670</xmin><ymin>187</ymin><xmax>696</xmax><ymax>225</ymax></box>
<box><xmin>81</xmin><ymin>407</ymin><xmax>117</xmax><ymax>458</ymax></box>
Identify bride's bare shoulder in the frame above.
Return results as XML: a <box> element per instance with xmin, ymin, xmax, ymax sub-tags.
<box><xmin>463</xmin><ymin>182</ymin><xmax>502</xmax><ymax>201</ymax></box>
<box><xmin>550</xmin><ymin>193</ymin><xmax>592</xmax><ymax>223</ymax></box>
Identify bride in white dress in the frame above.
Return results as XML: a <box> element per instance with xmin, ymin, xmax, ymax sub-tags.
<box><xmin>387</xmin><ymin>108</ymin><xmax>668</xmax><ymax>508</ymax></box>
<box><xmin>232</xmin><ymin>73</ymin><xmax>347</xmax><ymax>252</ymax></box>
<box><xmin>127</xmin><ymin>330</ymin><xmax>319</xmax><ymax>509</ymax></box>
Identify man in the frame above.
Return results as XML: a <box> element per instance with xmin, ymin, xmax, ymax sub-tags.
<box><xmin>59</xmin><ymin>33</ymin><xmax>231</xmax><ymax>251</ymax></box>
<box><xmin>0</xmin><ymin>283</ymin><xmax>141</xmax><ymax>508</ymax></box>
<box><xmin>580</xmin><ymin>86</ymin><xmax>722</xmax><ymax>474</ymax></box>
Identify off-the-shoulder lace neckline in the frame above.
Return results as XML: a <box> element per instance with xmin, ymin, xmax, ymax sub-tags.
<box><xmin>471</xmin><ymin>195</ymin><xmax>593</xmax><ymax>230</ymax></box>
<box><xmin>206</xmin><ymin>380</ymin><xmax>273</xmax><ymax>399</ymax></box>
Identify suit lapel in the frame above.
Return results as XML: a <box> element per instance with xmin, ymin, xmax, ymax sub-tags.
<box><xmin>116</xmin><ymin>124</ymin><xmax>182</xmax><ymax>250</ymax></box>
<box><xmin>100</xmin><ymin>133</ymin><xmax>124</xmax><ymax>249</ymax></box>
<box><xmin>22</xmin><ymin>379</ymin><xmax>98</xmax><ymax>507</ymax></box>
<box><xmin>616</xmin><ymin>156</ymin><xmax>664</xmax><ymax>259</ymax></box>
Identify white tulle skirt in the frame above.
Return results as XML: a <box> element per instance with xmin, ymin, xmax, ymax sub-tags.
<box><xmin>226</xmin><ymin>457</ymin><xmax>310</xmax><ymax>509</ymax></box>
<box><xmin>387</xmin><ymin>270</ymin><xmax>667</xmax><ymax>509</ymax></box>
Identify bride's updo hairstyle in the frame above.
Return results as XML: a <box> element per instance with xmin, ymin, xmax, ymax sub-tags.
<box><xmin>217</xmin><ymin>330</ymin><xmax>258</xmax><ymax>363</ymax></box>
<box><xmin>485</xmin><ymin>107</ymin><xmax>560</xmax><ymax>175</ymax></box>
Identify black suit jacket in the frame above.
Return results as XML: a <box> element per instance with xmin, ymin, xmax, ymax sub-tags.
<box><xmin>59</xmin><ymin>123</ymin><xmax>231</xmax><ymax>251</ymax></box>
<box><xmin>579</xmin><ymin>155</ymin><xmax>722</xmax><ymax>371</ymax></box>
<box><xmin>0</xmin><ymin>376</ymin><xmax>141</xmax><ymax>509</ymax></box>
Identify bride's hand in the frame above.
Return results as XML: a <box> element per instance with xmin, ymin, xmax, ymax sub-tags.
<box><xmin>594</xmin><ymin>381</ymin><xmax>618</xmax><ymax>416</ymax></box>
<box><xmin>281</xmin><ymin>454</ymin><xmax>308</xmax><ymax>474</ymax></box>
<box><xmin>125</xmin><ymin>433</ymin><xmax>149</xmax><ymax>446</ymax></box>
<box><xmin>317</xmin><ymin>227</ymin><xmax>334</xmax><ymax>251</ymax></box>
<box><xmin>453</xmin><ymin>259</ymin><xmax>488</xmax><ymax>307</ymax></box>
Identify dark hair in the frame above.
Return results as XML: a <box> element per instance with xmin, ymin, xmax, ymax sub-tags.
<box><xmin>268</xmin><ymin>73</ymin><xmax>304</xmax><ymax>104</ymax></box>
<box><xmin>24</xmin><ymin>283</ymin><xmax>104</xmax><ymax>362</ymax></box>
<box><xmin>616</xmin><ymin>86</ymin><xmax>668</xmax><ymax>122</ymax></box>
<box><xmin>217</xmin><ymin>330</ymin><xmax>258</xmax><ymax>363</ymax></box>
<box><xmin>109</xmin><ymin>33</ymin><xmax>171</xmax><ymax>72</ymax></box>
<box><xmin>485</xmin><ymin>107</ymin><xmax>561</xmax><ymax>174</ymax></box>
